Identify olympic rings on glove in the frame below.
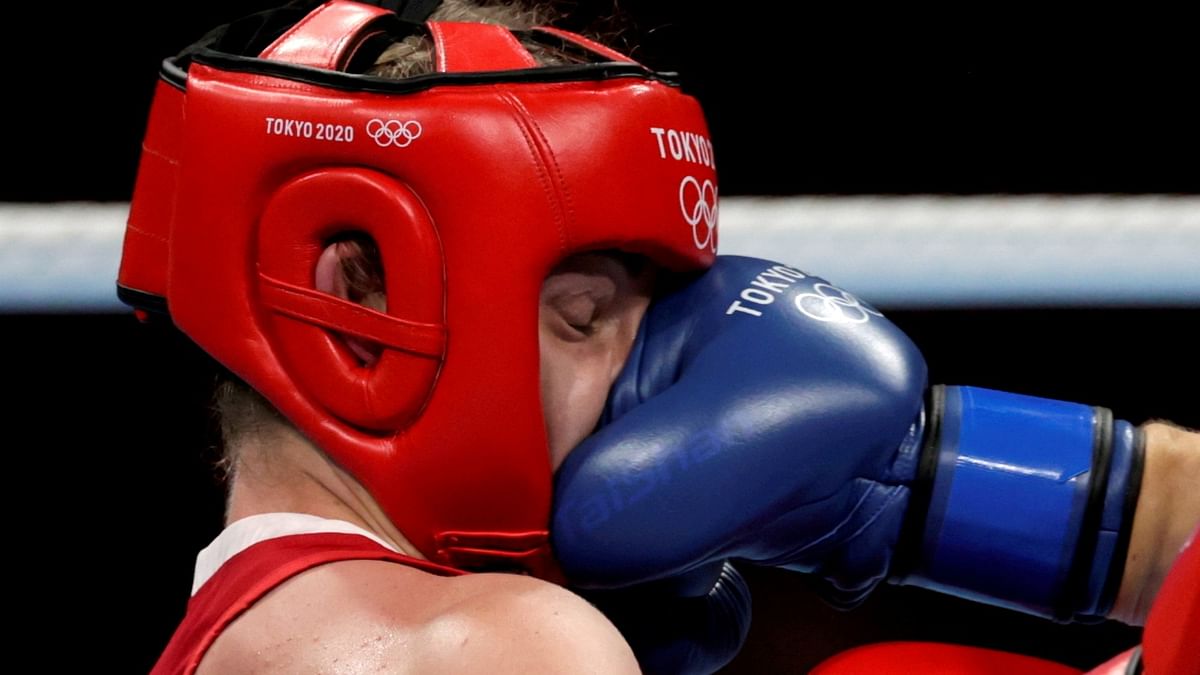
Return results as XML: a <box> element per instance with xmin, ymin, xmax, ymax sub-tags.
<box><xmin>794</xmin><ymin>283</ymin><xmax>883</xmax><ymax>324</ymax></box>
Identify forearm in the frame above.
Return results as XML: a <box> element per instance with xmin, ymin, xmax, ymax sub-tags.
<box><xmin>1110</xmin><ymin>420</ymin><xmax>1200</xmax><ymax>625</ymax></box>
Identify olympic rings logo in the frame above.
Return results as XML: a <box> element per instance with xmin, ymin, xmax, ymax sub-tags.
<box><xmin>794</xmin><ymin>283</ymin><xmax>883</xmax><ymax>324</ymax></box>
<box><xmin>679</xmin><ymin>175</ymin><xmax>718</xmax><ymax>252</ymax></box>
<box><xmin>366</xmin><ymin>119</ymin><xmax>423</xmax><ymax>148</ymax></box>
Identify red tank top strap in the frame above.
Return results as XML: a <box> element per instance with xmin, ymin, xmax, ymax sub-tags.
<box><xmin>151</xmin><ymin>532</ymin><xmax>463</xmax><ymax>675</ymax></box>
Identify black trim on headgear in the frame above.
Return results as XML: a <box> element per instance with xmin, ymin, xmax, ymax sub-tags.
<box><xmin>160</xmin><ymin>2</ymin><xmax>686</xmax><ymax>94</ymax></box>
<box><xmin>363</xmin><ymin>0</ymin><xmax>442</xmax><ymax>23</ymax></box>
<box><xmin>184</xmin><ymin>46</ymin><xmax>679</xmax><ymax>95</ymax></box>
<box><xmin>160</xmin><ymin>2</ymin><xmax>683</xmax><ymax>96</ymax></box>
<box><xmin>171</xmin><ymin>2</ymin><xmax>423</xmax><ymax>75</ymax></box>
<box><xmin>178</xmin><ymin>1</ymin><xmax>440</xmax><ymax>62</ymax></box>
<box><xmin>177</xmin><ymin>0</ymin><xmax>329</xmax><ymax>64</ymax></box>
<box><xmin>117</xmin><ymin>285</ymin><xmax>170</xmax><ymax>318</ymax></box>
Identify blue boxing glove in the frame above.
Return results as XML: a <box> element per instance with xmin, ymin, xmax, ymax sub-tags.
<box><xmin>554</xmin><ymin>255</ymin><xmax>928</xmax><ymax>605</ymax></box>
<box><xmin>553</xmin><ymin>256</ymin><xmax>1144</xmax><ymax>665</ymax></box>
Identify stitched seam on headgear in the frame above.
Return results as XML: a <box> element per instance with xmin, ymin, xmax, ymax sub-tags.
<box><xmin>497</xmin><ymin>92</ymin><xmax>570</xmax><ymax>252</ymax></box>
<box><xmin>428</xmin><ymin>22</ymin><xmax>449</xmax><ymax>72</ymax></box>
<box><xmin>260</xmin><ymin>4</ymin><xmax>330</xmax><ymax>61</ymax></box>
<box><xmin>140</xmin><ymin>145</ymin><xmax>179</xmax><ymax>166</ymax></box>
<box><xmin>497</xmin><ymin>27</ymin><xmax>539</xmax><ymax>68</ymax></box>
<box><xmin>401</xmin><ymin>189</ymin><xmax>448</xmax><ymax>425</ymax></box>
<box><xmin>533</xmin><ymin>26</ymin><xmax>637</xmax><ymax>65</ymax></box>
<box><xmin>328</xmin><ymin>24</ymin><xmax>364</xmax><ymax>71</ymax></box>
<box><xmin>256</xmin><ymin>1</ymin><xmax>392</xmax><ymax>68</ymax></box>
<box><xmin>341</xmin><ymin>28</ymin><xmax>386</xmax><ymax>71</ymax></box>
<box><xmin>125</xmin><ymin>223</ymin><xmax>169</xmax><ymax>244</ymax></box>
<box><xmin>501</xmin><ymin>92</ymin><xmax>575</xmax><ymax>252</ymax></box>
<box><xmin>359</xmin><ymin>356</ymin><xmax>376</xmax><ymax>421</ymax></box>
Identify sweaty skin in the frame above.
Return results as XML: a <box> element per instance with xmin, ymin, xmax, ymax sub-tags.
<box><xmin>202</xmin><ymin>249</ymin><xmax>653</xmax><ymax>674</ymax></box>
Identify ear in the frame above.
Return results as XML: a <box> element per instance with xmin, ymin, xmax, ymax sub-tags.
<box><xmin>315</xmin><ymin>241</ymin><xmax>383</xmax><ymax>366</ymax></box>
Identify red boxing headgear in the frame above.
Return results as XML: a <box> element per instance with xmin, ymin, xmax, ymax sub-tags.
<box><xmin>118</xmin><ymin>0</ymin><xmax>717</xmax><ymax>577</ymax></box>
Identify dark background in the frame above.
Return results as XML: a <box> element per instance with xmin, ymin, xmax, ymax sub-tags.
<box><xmin>6</xmin><ymin>0</ymin><xmax>1196</xmax><ymax>672</ymax></box>
<box><xmin>8</xmin><ymin>0</ymin><xmax>1199</xmax><ymax>200</ymax></box>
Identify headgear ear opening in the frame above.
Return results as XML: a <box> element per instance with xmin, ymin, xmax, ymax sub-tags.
<box><xmin>257</xmin><ymin>168</ymin><xmax>446</xmax><ymax>433</ymax></box>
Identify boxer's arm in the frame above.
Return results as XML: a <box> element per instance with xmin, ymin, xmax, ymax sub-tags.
<box><xmin>1112</xmin><ymin>420</ymin><xmax>1200</xmax><ymax>625</ymax></box>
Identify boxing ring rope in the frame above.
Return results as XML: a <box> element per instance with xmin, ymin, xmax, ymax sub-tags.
<box><xmin>1</xmin><ymin>196</ymin><xmax>1197</xmax><ymax>313</ymax></box>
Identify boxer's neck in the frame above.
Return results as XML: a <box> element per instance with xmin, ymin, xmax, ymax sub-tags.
<box><xmin>223</xmin><ymin>426</ymin><xmax>424</xmax><ymax>560</ymax></box>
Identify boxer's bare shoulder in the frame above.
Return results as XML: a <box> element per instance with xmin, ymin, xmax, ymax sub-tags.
<box><xmin>197</xmin><ymin>559</ymin><xmax>638</xmax><ymax>674</ymax></box>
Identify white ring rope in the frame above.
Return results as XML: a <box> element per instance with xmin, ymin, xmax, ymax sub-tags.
<box><xmin>720</xmin><ymin>195</ymin><xmax>1200</xmax><ymax>307</ymax></box>
<box><xmin>1</xmin><ymin>203</ymin><xmax>130</xmax><ymax>312</ymax></box>
<box><xmin>1</xmin><ymin>196</ymin><xmax>1197</xmax><ymax>312</ymax></box>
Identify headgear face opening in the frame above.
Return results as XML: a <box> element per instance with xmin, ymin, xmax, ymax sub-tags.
<box><xmin>118</xmin><ymin>0</ymin><xmax>717</xmax><ymax>577</ymax></box>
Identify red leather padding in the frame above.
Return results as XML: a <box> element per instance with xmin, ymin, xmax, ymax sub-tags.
<box><xmin>428</xmin><ymin>21</ymin><xmax>538</xmax><ymax>72</ymax></box>
<box><xmin>121</xmin><ymin>79</ymin><xmax>184</xmax><ymax>299</ymax></box>
<box><xmin>259</xmin><ymin>0</ymin><xmax>391</xmax><ymax>70</ymax></box>
<box><xmin>120</xmin><ymin>1</ymin><xmax>716</xmax><ymax>576</ymax></box>
<box><xmin>811</xmin><ymin>642</ymin><xmax>1082</xmax><ymax>675</ymax></box>
<box><xmin>257</xmin><ymin>169</ymin><xmax>445</xmax><ymax>431</ymax></box>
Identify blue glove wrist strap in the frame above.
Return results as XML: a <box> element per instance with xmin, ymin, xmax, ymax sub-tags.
<box><xmin>899</xmin><ymin>385</ymin><xmax>1144</xmax><ymax>622</ymax></box>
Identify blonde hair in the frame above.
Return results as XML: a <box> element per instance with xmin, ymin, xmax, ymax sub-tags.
<box><xmin>368</xmin><ymin>0</ymin><xmax>562</xmax><ymax>78</ymax></box>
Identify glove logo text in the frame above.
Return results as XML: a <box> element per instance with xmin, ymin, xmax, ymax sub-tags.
<box><xmin>726</xmin><ymin>264</ymin><xmax>808</xmax><ymax>317</ymax></box>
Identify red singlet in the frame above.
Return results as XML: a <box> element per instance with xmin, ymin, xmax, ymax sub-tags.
<box><xmin>151</xmin><ymin>514</ymin><xmax>462</xmax><ymax>675</ymax></box>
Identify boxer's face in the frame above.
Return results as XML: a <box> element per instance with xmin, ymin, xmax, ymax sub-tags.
<box><xmin>539</xmin><ymin>252</ymin><xmax>655</xmax><ymax>470</ymax></box>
